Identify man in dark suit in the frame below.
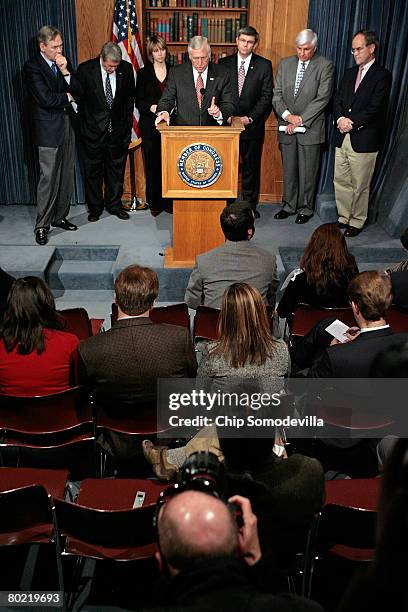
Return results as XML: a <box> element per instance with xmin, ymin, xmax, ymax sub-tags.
<box><xmin>24</xmin><ymin>25</ymin><xmax>81</xmax><ymax>245</ymax></box>
<box><xmin>155</xmin><ymin>36</ymin><xmax>235</xmax><ymax>127</ymax></box>
<box><xmin>333</xmin><ymin>30</ymin><xmax>392</xmax><ymax>237</ymax></box>
<box><xmin>184</xmin><ymin>201</ymin><xmax>278</xmax><ymax>310</ymax></box>
<box><xmin>273</xmin><ymin>29</ymin><xmax>334</xmax><ymax>224</ymax></box>
<box><xmin>77</xmin><ymin>42</ymin><xmax>135</xmax><ymax>222</ymax></box>
<box><xmin>218</xmin><ymin>27</ymin><xmax>273</xmax><ymax>218</ymax></box>
<box><xmin>78</xmin><ymin>264</ymin><xmax>197</xmax><ymax>459</ymax></box>
<box><xmin>307</xmin><ymin>271</ymin><xmax>408</xmax><ymax>476</ymax></box>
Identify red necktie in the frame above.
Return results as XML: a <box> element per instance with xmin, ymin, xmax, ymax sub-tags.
<box><xmin>238</xmin><ymin>60</ymin><xmax>246</xmax><ymax>96</ymax></box>
<box><xmin>354</xmin><ymin>66</ymin><xmax>364</xmax><ymax>92</ymax></box>
<box><xmin>196</xmin><ymin>74</ymin><xmax>204</xmax><ymax>109</ymax></box>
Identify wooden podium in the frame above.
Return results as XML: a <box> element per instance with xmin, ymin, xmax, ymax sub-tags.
<box><xmin>157</xmin><ymin>119</ymin><xmax>244</xmax><ymax>268</ymax></box>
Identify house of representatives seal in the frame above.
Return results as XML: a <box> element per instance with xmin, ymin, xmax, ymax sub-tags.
<box><xmin>177</xmin><ymin>143</ymin><xmax>222</xmax><ymax>188</ymax></box>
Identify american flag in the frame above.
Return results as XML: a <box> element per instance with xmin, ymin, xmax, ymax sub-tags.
<box><xmin>112</xmin><ymin>0</ymin><xmax>144</xmax><ymax>141</ymax></box>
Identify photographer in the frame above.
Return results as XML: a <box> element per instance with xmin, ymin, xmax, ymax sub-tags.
<box><xmin>149</xmin><ymin>489</ymin><xmax>322</xmax><ymax>611</ymax></box>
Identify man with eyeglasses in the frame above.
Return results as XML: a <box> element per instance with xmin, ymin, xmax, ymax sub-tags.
<box><xmin>333</xmin><ymin>30</ymin><xmax>392</xmax><ymax>237</ymax></box>
<box><xmin>155</xmin><ymin>36</ymin><xmax>235</xmax><ymax>127</ymax></box>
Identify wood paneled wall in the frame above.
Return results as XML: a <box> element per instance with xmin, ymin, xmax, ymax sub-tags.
<box><xmin>75</xmin><ymin>0</ymin><xmax>308</xmax><ymax>203</ymax></box>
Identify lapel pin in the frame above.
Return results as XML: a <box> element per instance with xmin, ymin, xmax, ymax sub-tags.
<box><xmin>209</xmin><ymin>77</ymin><xmax>214</xmax><ymax>81</ymax></box>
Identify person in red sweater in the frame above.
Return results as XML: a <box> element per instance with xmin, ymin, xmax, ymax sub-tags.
<box><xmin>0</xmin><ymin>276</ymin><xmax>78</xmax><ymax>396</ymax></box>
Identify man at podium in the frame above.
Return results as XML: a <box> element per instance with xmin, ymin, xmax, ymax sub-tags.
<box><xmin>155</xmin><ymin>36</ymin><xmax>235</xmax><ymax>127</ymax></box>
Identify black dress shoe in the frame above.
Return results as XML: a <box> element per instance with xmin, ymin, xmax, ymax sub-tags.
<box><xmin>110</xmin><ymin>209</ymin><xmax>130</xmax><ymax>220</ymax></box>
<box><xmin>52</xmin><ymin>218</ymin><xmax>77</xmax><ymax>231</ymax></box>
<box><xmin>336</xmin><ymin>221</ymin><xmax>349</xmax><ymax>230</ymax></box>
<box><xmin>295</xmin><ymin>214</ymin><xmax>312</xmax><ymax>224</ymax></box>
<box><xmin>88</xmin><ymin>212</ymin><xmax>101</xmax><ymax>222</ymax></box>
<box><xmin>344</xmin><ymin>226</ymin><xmax>362</xmax><ymax>237</ymax></box>
<box><xmin>35</xmin><ymin>228</ymin><xmax>48</xmax><ymax>246</ymax></box>
<box><xmin>253</xmin><ymin>209</ymin><xmax>260</xmax><ymax>219</ymax></box>
<box><xmin>274</xmin><ymin>209</ymin><xmax>294</xmax><ymax>220</ymax></box>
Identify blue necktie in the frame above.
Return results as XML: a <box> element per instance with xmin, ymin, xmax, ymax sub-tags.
<box><xmin>51</xmin><ymin>62</ymin><xmax>58</xmax><ymax>77</ymax></box>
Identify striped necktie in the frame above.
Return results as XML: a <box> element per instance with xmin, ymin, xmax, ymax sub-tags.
<box><xmin>196</xmin><ymin>73</ymin><xmax>204</xmax><ymax>109</ymax></box>
<box><xmin>294</xmin><ymin>62</ymin><xmax>306</xmax><ymax>96</ymax></box>
<box><xmin>105</xmin><ymin>73</ymin><xmax>113</xmax><ymax>132</ymax></box>
<box><xmin>238</xmin><ymin>60</ymin><xmax>246</xmax><ymax>96</ymax></box>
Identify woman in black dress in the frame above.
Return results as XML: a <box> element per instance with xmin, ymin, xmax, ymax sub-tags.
<box><xmin>136</xmin><ymin>35</ymin><xmax>171</xmax><ymax>216</ymax></box>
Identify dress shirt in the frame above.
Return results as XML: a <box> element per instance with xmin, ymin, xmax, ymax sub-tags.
<box><xmin>100</xmin><ymin>60</ymin><xmax>116</xmax><ymax>98</ymax></box>
<box><xmin>237</xmin><ymin>52</ymin><xmax>252</xmax><ymax>76</ymax></box>
<box><xmin>282</xmin><ymin>59</ymin><xmax>311</xmax><ymax>120</ymax></box>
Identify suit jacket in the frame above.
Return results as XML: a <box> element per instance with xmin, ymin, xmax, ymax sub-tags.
<box><xmin>390</xmin><ymin>271</ymin><xmax>408</xmax><ymax>310</ymax></box>
<box><xmin>273</xmin><ymin>54</ymin><xmax>334</xmax><ymax>145</ymax></box>
<box><xmin>309</xmin><ymin>327</ymin><xmax>408</xmax><ymax>378</ymax></box>
<box><xmin>218</xmin><ymin>53</ymin><xmax>273</xmax><ymax>140</ymax></box>
<box><xmin>135</xmin><ymin>61</ymin><xmax>170</xmax><ymax>139</ymax></box>
<box><xmin>184</xmin><ymin>240</ymin><xmax>279</xmax><ymax>309</ymax></box>
<box><xmin>77</xmin><ymin>317</ymin><xmax>197</xmax><ymax>407</ymax></box>
<box><xmin>24</xmin><ymin>53</ymin><xmax>82</xmax><ymax>147</ymax></box>
<box><xmin>156</xmin><ymin>61</ymin><xmax>235</xmax><ymax>126</ymax></box>
<box><xmin>76</xmin><ymin>57</ymin><xmax>135</xmax><ymax>148</ymax></box>
<box><xmin>333</xmin><ymin>62</ymin><xmax>392</xmax><ymax>152</ymax></box>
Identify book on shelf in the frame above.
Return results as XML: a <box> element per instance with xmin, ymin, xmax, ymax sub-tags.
<box><xmin>146</xmin><ymin>0</ymin><xmax>248</xmax><ymax>8</ymax></box>
<box><xmin>145</xmin><ymin>10</ymin><xmax>248</xmax><ymax>42</ymax></box>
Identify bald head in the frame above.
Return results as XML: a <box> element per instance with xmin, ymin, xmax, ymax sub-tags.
<box><xmin>158</xmin><ymin>491</ymin><xmax>239</xmax><ymax>572</ymax></box>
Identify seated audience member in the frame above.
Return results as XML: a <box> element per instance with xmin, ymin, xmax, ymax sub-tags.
<box><xmin>277</xmin><ymin>223</ymin><xmax>358</xmax><ymax>320</ymax></box>
<box><xmin>78</xmin><ymin>264</ymin><xmax>197</xmax><ymax>459</ymax></box>
<box><xmin>337</xmin><ymin>439</ymin><xmax>408</xmax><ymax>612</ymax></box>
<box><xmin>387</xmin><ymin>227</ymin><xmax>408</xmax><ymax>272</ymax></box>
<box><xmin>220</xmin><ymin>437</ymin><xmax>324</xmax><ymax>575</ymax></box>
<box><xmin>0</xmin><ymin>276</ymin><xmax>78</xmax><ymax>396</ymax></box>
<box><xmin>184</xmin><ymin>201</ymin><xmax>279</xmax><ymax>310</ymax></box>
<box><xmin>143</xmin><ymin>283</ymin><xmax>289</xmax><ymax>479</ymax></box>
<box><xmin>152</xmin><ymin>490</ymin><xmax>323</xmax><ymax>612</ymax></box>
<box><xmin>303</xmin><ymin>271</ymin><xmax>408</xmax><ymax>477</ymax></box>
<box><xmin>0</xmin><ymin>267</ymin><xmax>15</xmax><ymax>316</ymax></box>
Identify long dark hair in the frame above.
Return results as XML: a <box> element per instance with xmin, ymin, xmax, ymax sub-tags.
<box><xmin>0</xmin><ymin>276</ymin><xmax>62</xmax><ymax>354</ymax></box>
<box><xmin>210</xmin><ymin>283</ymin><xmax>277</xmax><ymax>368</ymax></box>
<box><xmin>300</xmin><ymin>223</ymin><xmax>358</xmax><ymax>293</ymax></box>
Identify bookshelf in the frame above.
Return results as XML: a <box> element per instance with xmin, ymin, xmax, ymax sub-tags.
<box><xmin>143</xmin><ymin>1</ymin><xmax>249</xmax><ymax>64</ymax></box>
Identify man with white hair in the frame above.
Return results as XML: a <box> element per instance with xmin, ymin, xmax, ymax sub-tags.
<box><xmin>273</xmin><ymin>29</ymin><xmax>334</xmax><ymax>224</ymax></box>
<box><xmin>155</xmin><ymin>36</ymin><xmax>235</xmax><ymax>126</ymax></box>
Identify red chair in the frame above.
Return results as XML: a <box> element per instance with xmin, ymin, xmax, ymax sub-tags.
<box><xmin>193</xmin><ymin>305</ymin><xmax>276</xmax><ymax>342</ymax></box>
<box><xmin>0</xmin><ymin>387</ymin><xmax>96</xmax><ymax>478</ymax></box>
<box><xmin>0</xmin><ymin>485</ymin><xmax>64</xmax><ymax>594</ymax></box>
<box><xmin>54</xmin><ymin>479</ymin><xmax>167</xmax><ymax>607</ymax></box>
<box><xmin>58</xmin><ymin>307</ymin><xmax>93</xmax><ymax>340</ymax></box>
<box><xmin>193</xmin><ymin>305</ymin><xmax>220</xmax><ymax>341</ymax></box>
<box><xmin>92</xmin><ymin>399</ymin><xmax>171</xmax><ymax>476</ymax></box>
<box><xmin>386</xmin><ymin>305</ymin><xmax>408</xmax><ymax>332</ymax></box>
<box><xmin>110</xmin><ymin>302</ymin><xmax>190</xmax><ymax>329</ymax></box>
<box><xmin>288</xmin><ymin>304</ymin><xmax>355</xmax><ymax>343</ymax></box>
<box><xmin>0</xmin><ymin>466</ymin><xmax>69</xmax><ymax>499</ymax></box>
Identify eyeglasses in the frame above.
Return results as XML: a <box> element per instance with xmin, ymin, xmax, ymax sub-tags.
<box><xmin>351</xmin><ymin>45</ymin><xmax>367</xmax><ymax>55</ymax></box>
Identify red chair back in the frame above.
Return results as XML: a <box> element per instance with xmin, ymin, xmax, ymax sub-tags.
<box><xmin>58</xmin><ymin>308</ymin><xmax>93</xmax><ymax>340</ymax></box>
<box><xmin>289</xmin><ymin>304</ymin><xmax>354</xmax><ymax>340</ymax></box>
<box><xmin>111</xmin><ymin>302</ymin><xmax>190</xmax><ymax>329</ymax></box>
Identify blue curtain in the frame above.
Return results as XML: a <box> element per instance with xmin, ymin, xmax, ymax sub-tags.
<box><xmin>308</xmin><ymin>0</ymin><xmax>408</xmax><ymax>219</ymax></box>
<box><xmin>0</xmin><ymin>0</ymin><xmax>77</xmax><ymax>205</ymax></box>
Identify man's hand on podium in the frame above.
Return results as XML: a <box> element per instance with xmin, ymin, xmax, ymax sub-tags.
<box><xmin>155</xmin><ymin>111</ymin><xmax>170</xmax><ymax>127</ymax></box>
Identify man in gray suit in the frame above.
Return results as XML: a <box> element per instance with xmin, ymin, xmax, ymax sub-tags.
<box><xmin>184</xmin><ymin>201</ymin><xmax>279</xmax><ymax>310</ymax></box>
<box><xmin>273</xmin><ymin>29</ymin><xmax>334</xmax><ymax>224</ymax></box>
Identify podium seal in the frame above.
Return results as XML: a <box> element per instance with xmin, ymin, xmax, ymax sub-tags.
<box><xmin>177</xmin><ymin>143</ymin><xmax>223</xmax><ymax>188</ymax></box>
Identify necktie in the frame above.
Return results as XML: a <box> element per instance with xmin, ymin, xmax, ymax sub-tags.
<box><xmin>105</xmin><ymin>73</ymin><xmax>113</xmax><ymax>132</ymax></box>
<box><xmin>238</xmin><ymin>60</ymin><xmax>246</xmax><ymax>96</ymax></box>
<box><xmin>51</xmin><ymin>62</ymin><xmax>58</xmax><ymax>77</ymax></box>
<box><xmin>354</xmin><ymin>65</ymin><xmax>364</xmax><ymax>92</ymax></box>
<box><xmin>196</xmin><ymin>74</ymin><xmax>204</xmax><ymax>109</ymax></box>
<box><xmin>294</xmin><ymin>61</ymin><xmax>306</xmax><ymax>96</ymax></box>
